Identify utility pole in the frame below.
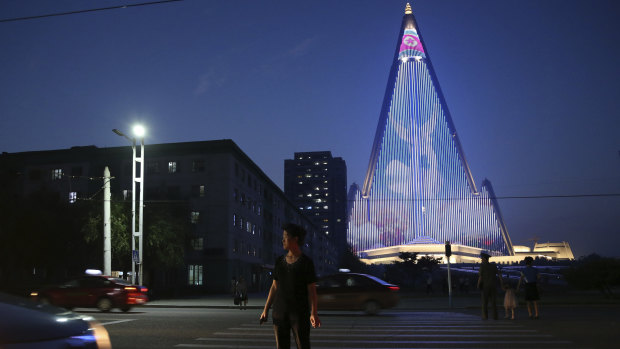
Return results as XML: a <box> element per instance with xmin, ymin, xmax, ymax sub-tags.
<box><xmin>103</xmin><ymin>167</ymin><xmax>111</xmax><ymax>276</ymax></box>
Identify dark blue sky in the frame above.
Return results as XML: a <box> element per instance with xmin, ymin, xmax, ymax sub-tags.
<box><xmin>1</xmin><ymin>1</ymin><xmax>619</xmax><ymax>257</ymax></box>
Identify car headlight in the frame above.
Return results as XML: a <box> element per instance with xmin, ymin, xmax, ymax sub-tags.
<box><xmin>65</xmin><ymin>320</ymin><xmax>111</xmax><ymax>349</ymax></box>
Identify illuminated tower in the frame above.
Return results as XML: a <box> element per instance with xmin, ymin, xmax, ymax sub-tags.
<box><xmin>348</xmin><ymin>3</ymin><xmax>513</xmax><ymax>257</ymax></box>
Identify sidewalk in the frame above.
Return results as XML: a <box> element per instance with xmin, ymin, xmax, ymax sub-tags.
<box><xmin>144</xmin><ymin>292</ymin><xmax>481</xmax><ymax>310</ymax></box>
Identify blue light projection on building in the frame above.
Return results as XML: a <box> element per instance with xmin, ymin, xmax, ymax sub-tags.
<box><xmin>348</xmin><ymin>3</ymin><xmax>514</xmax><ymax>257</ymax></box>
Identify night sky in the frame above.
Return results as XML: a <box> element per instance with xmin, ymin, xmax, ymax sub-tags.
<box><xmin>1</xmin><ymin>1</ymin><xmax>619</xmax><ymax>258</ymax></box>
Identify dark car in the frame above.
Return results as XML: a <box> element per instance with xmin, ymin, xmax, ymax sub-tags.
<box><xmin>0</xmin><ymin>292</ymin><xmax>111</xmax><ymax>348</ymax></box>
<box><xmin>316</xmin><ymin>273</ymin><xmax>400</xmax><ymax>314</ymax></box>
<box><xmin>31</xmin><ymin>275</ymin><xmax>148</xmax><ymax>312</ymax></box>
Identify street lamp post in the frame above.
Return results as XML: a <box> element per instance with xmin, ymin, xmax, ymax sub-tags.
<box><xmin>113</xmin><ymin>126</ymin><xmax>145</xmax><ymax>285</ymax></box>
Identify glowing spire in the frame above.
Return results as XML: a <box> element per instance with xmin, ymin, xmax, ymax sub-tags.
<box><xmin>405</xmin><ymin>3</ymin><xmax>412</xmax><ymax>15</ymax></box>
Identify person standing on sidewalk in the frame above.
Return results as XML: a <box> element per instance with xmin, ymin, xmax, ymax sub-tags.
<box><xmin>259</xmin><ymin>223</ymin><xmax>321</xmax><ymax>349</ymax></box>
<box><xmin>477</xmin><ymin>251</ymin><xmax>503</xmax><ymax>320</ymax></box>
<box><xmin>237</xmin><ymin>276</ymin><xmax>248</xmax><ymax>310</ymax></box>
<box><xmin>517</xmin><ymin>256</ymin><xmax>541</xmax><ymax>319</ymax></box>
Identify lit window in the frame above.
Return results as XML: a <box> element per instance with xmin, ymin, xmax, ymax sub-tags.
<box><xmin>233</xmin><ymin>214</ymin><xmax>237</xmax><ymax>226</ymax></box>
<box><xmin>199</xmin><ymin>185</ymin><xmax>205</xmax><ymax>197</ymax></box>
<box><xmin>168</xmin><ymin>161</ymin><xmax>177</xmax><ymax>173</ymax></box>
<box><xmin>52</xmin><ymin>169</ymin><xmax>63</xmax><ymax>180</ymax></box>
<box><xmin>191</xmin><ymin>211</ymin><xmax>200</xmax><ymax>224</ymax></box>
<box><xmin>306</xmin><ymin>194</ymin><xmax>312</xmax><ymax>197</ymax></box>
<box><xmin>188</xmin><ymin>265</ymin><xmax>203</xmax><ymax>286</ymax></box>
<box><xmin>246</xmin><ymin>221</ymin><xmax>251</xmax><ymax>233</ymax></box>
<box><xmin>69</xmin><ymin>192</ymin><xmax>77</xmax><ymax>204</ymax></box>
<box><xmin>306</xmin><ymin>206</ymin><xmax>312</xmax><ymax>210</ymax></box>
<box><xmin>123</xmin><ymin>190</ymin><xmax>130</xmax><ymax>200</ymax></box>
<box><xmin>298</xmin><ymin>181</ymin><xmax>303</xmax><ymax>185</ymax></box>
<box><xmin>323</xmin><ymin>205</ymin><xmax>329</xmax><ymax>209</ymax></box>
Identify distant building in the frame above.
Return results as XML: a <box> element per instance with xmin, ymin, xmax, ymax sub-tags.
<box><xmin>284</xmin><ymin>151</ymin><xmax>347</xmax><ymax>262</ymax></box>
<box><xmin>0</xmin><ymin>140</ymin><xmax>337</xmax><ymax>294</ymax></box>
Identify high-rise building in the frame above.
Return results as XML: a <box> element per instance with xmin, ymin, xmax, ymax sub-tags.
<box><xmin>285</xmin><ymin>151</ymin><xmax>347</xmax><ymax>261</ymax></box>
<box><xmin>347</xmin><ymin>4</ymin><xmax>514</xmax><ymax>263</ymax></box>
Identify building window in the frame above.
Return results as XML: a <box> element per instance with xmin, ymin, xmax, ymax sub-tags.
<box><xmin>192</xmin><ymin>160</ymin><xmax>205</xmax><ymax>172</ymax></box>
<box><xmin>69</xmin><ymin>192</ymin><xmax>77</xmax><ymax>204</ymax></box>
<box><xmin>147</xmin><ymin>162</ymin><xmax>160</xmax><ymax>174</ymax></box>
<box><xmin>188</xmin><ymin>265</ymin><xmax>203</xmax><ymax>286</ymax></box>
<box><xmin>168</xmin><ymin>161</ymin><xmax>177</xmax><ymax>173</ymax></box>
<box><xmin>52</xmin><ymin>169</ymin><xmax>63</xmax><ymax>180</ymax></box>
<box><xmin>233</xmin><ymin>214</ymin><xmax>237</xmax><ymax>227</ymax></box>
<box><xmin>191</xmin><ymin>238</ymin><xmax>204</xmax><ymax>250</ymax></box>
<box><xmin>191</xmin><ymin>211</ymin><xmax>200</xmax><ymax>224</ymax></box>
<box><xmin>257</xmin><ymin>205</ymin><xmax>261</xmax><ymax>216</ymax></box>
<box><xmin>246</xmin><ymin>221</ymin><xmax>251</xmax><ymax>233</ymax></box>
<box><xmin>192</xmin><ymin>185</ymin><xmax>206</xmax><ymax>198</ymax></box>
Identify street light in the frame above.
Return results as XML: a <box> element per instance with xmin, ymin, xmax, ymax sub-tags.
<box><xmin>112</xmin><ymin>126</ymin><xmax>146</xmax><ymax>285</ymax></box>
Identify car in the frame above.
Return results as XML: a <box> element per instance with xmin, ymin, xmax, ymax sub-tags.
<box><xmin>31</xmin><ymin>275</ymin><xmax>148</xmax><ymax>312</ymax></box>
<box><xmin>315</xmin><ymin>273</ymin><xmax>400</xmax><ymax>314</ymax></box>
<box><xmin>0</xmin><ymin>292</ymin><xmax>111</xmax><ymax>348</ymax></box>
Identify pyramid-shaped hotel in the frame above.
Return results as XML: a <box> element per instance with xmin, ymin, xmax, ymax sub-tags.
<box><xmin>347</xmin><ymin>4</ymin><xmax>515</xmax><ymax>263</ymax></box>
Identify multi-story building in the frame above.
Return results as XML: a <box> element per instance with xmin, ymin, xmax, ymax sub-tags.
<box><xmin>0</xmin><ymin>140</ymin><xmax>336</xmax><ymax>294</ymax></box>
<box><xmin>284</xmin><ymin>151</ymin><xmax>347</xmax><ymax>263</ymax></box>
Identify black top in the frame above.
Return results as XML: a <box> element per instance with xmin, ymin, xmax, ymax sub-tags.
<box><xmin>272</xmin><ymin>254</ymin><xmax>317</xmax><ymax>318</ymax></box>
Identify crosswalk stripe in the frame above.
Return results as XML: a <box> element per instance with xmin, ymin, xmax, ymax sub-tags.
<box><xmin>176</xmin><ymin>311</ymin><xmax>581</xmax><ymax>349</ymax></box>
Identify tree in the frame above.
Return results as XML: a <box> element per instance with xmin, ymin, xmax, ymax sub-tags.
<box><xmin>81</xmin><ymin>197</ymin><xmax>191</xmax><ymax>275</ymax></box>
<box><xmin>81</xmin><ymin>195</ymin><xmax>132</xmax><ymax>271</ymax></box>
<box><xmin>564</xmin><ymin>254</ymin><xmax>620</xmax><ymax>298</ymax></box>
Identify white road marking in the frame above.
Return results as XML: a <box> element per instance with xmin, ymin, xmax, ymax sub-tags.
<box><xmin>99</xmin><ymin>319</ymin><xmax>137</xmax><ymax>326</ymax></box>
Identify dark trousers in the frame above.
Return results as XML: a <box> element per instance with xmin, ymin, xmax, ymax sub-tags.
<box><xmin>273</xmin><ymin>312</ymin><xmax>310</xmax><ymax>349</ymax></box>
<box><xmin>481</xmin><ymin>286</ymin><xmax>498</xmax><ymax>320</ymax></box>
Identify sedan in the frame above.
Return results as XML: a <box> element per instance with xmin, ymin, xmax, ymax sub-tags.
<box><xmin>316</xmin><ymin>273</ymin><xmax>400</xmax><ymax>314</ymax></box>
<box><xmin>31</xmin><ymin>275</ymin><xmax>148</xmax><ymax>312</ymax></box>
<box><xmin>0</xmin><ymin>292</ymin><xmax>111</xmax><ymax>348</ymax></box>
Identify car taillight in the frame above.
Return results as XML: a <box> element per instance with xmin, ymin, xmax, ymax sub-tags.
<box><xmin>124</xmin><ymin>286</ymin><xmax>137</xmax><ymax>291</ymax></box>
<box><xmin>388</xmin><ymin>286</ymin><xmax>400</xmax><ymax>291</ymax></box>
<box><xmin>140</xmin><ymin>287</ymin><xmax>148</xmax><ymax>293</ymax></box>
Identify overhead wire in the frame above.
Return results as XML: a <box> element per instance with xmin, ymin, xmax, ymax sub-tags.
<box><xmin>0</xmin><ymin>0</ymin><xmax>183</xmax><ymax>23</ymax></box>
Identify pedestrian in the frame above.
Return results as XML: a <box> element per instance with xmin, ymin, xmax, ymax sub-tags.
<box><xmin>237</xmin><ymin>276</ymin><xmax>248</xmax><ymax>310</ymax></box>
<box><xmin>503</xmin><ymin>282</ymin><xmax>517</xmax><ymax>320</ymax></box>
<box><xmin>517</xmin><ymin>256</ymin><xmax>540</xmax><ymax>319</ymax></box>
<box><xmin>477</xmin><ymin>251</ymin><xmax>503</xmax><ymax>320</ymax></box>
<box><xmin>259</xmin><ymin>223</ymin><xmax>320</xmax><ymax>349</ymax></box>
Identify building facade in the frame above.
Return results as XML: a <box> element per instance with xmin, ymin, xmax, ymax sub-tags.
<box><xmin>0</xmin><ymin>140</ymin><xmax>337</xmax><ymax>294</ymax></box>
<box><xmin>284</xmin><ymin>152</ymin><xmax>347</xmax><ymax>262</ymax></box>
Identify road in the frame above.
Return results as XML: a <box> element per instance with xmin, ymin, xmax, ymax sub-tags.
<box><xmin>76</xmin><ymin>305</ymin><xmax>619</xmax><ymax>349</ymax></box>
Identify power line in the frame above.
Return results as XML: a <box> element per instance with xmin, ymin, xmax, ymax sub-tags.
<box><xmin>0</xmin><ymin>0</ymin><xmax>183</xmax><ymax>23</ymax></box>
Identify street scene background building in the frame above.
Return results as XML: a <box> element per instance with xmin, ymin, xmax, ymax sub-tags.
<box><xmin>284</xmin><ymin>151</ymin><xmax>347</xmax><ymax>263</ymax></box>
